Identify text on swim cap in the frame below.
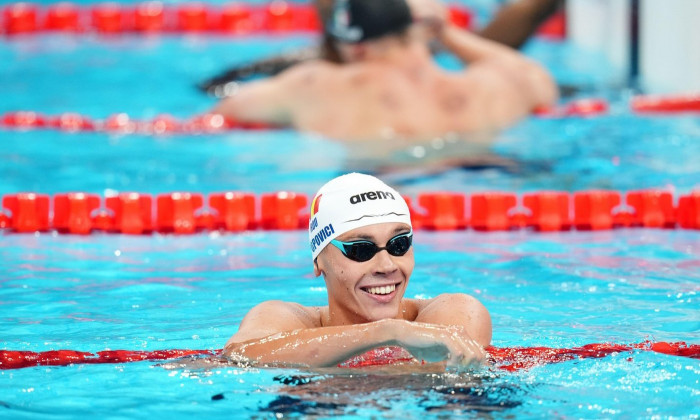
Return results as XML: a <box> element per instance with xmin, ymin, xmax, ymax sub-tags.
<box><xmin>349</xmin><ymin>191</ymin><xmax>395</xmax><ymax>204</ymax></box>
<box><xmin>310</xmin><ymin>223</ymin><xmax>335</xmax><ymax>253</ymax></box>
<box><xmin>309</xmin><ymin>217</ymin><xmax>318</xmax><ymax>232</ymax></box>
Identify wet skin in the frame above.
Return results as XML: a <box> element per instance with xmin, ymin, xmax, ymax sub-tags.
<box><xmin>314</xmin><ymin>222</ymin><xmax>415</xmax><ymax>326</ymax></box>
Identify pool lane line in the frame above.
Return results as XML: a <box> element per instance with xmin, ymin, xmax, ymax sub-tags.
<box><xmin>1</xmin><ymin>341</ymin><xmax>697</xmax><ymax>371</ymax></box>
<box><xmin>3</xmin><ymin>189</ymin><xmax>699</xmax><ymax>234</ymax></box>
<box><xmin>2</xmin><ymin>2</ymin><xmax>475</xmax><ymax>37</ymax></box>
<box><xmin>0</xmin><ymin>96</ymin><xmax>698</xmax><ymax>135</ymax></box>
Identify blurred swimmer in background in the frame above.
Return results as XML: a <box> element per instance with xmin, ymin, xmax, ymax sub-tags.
<box><xmin>200</xmin><ymin>0</ymin><xmax>563</xmax><ymax>95</ymax></box>
<box><xmin>211</xmin><ymin>0</ymin><xmax>557</xmax><ymax>173</ymax></box>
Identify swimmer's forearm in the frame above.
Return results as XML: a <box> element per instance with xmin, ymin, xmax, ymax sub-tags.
<box><xmin>478</xmin><ymin>0</ymin><xmax>562</xmax><ymax>49</ymax></box>
<box><xmin>439</xmin><ymin>23</ymin><xmax>524</xmax><ymax>64</ymax></box>
<box><xmin>224</xmin><ymin>319</ymin><xmax>484</xmax><ymax>368</ymax></box>
<box><xmin>224</xmin><ymin>321</ymin><xmax>404</xmax><ymax>367</ymax></box>
<box><xmin>441</xmin><ymin>23</ymin><xmax>558</xmax><ymax>108</ymax></box>
<box><xmin>391</xmin><ymin>321</ymin><xmax>487</xmax><ymax>365</ymax></box>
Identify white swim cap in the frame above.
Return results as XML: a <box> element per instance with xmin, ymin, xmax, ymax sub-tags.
<box><xmin>308</xmin><ymin>173</ymin><xmax>412</xmax><ymax>260</ymax></box>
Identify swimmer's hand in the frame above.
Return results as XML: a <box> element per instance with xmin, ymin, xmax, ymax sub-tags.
<box><xmin>407</xmin><ymin>0</ymin><xmax>448</xmax><ymax>31</ymax></box>
<box><xmin>380</xmin><ymin>319</ymin><xmax>486</xmax><ymax>368</ymax></box>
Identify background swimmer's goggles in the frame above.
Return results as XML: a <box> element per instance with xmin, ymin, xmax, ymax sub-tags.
<box><xmin>330</xmin><ymin>232</ymin><xmax>413</xmax><ymax>262</ymax></box>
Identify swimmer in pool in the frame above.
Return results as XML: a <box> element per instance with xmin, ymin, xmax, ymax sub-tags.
<box><xmin>223</xmin><ymin>173</ymin><xmax>491</xmax><ymax>369</ymax></box>
<box><xmin>200</xmin><ymin>0</ymin><xmax>564</xmax><ymax>94</ymax></box>
<box><xmin>212</xmin><ymin>0</ymin><xmax>557</xmax><ymax>143</ymax></box>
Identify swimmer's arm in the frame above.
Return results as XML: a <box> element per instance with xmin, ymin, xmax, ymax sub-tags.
<box><xmin>224</xmin><ymin>301</ymin><xmax>486</xmax><ymax>368</ymax></box>
<box><xmin>224</xmin><ymin>301</ymin><xmax>400</xmax><ymax>367</ymax></box>
<box><xmin>211</xmin><ymin>63</ymin><xmax>325</xmax><ymax>126</ymax></box>
<box><xmin>439</xmin><ymin>22</ymin><xmax>527</xmax><ymax>64</ymax></box>
<box><xmin>440</xmin><ymin>23</ymin><xmax>558</xmax><ymax>109</ymax></box>
<box><xmin>478</xmin><ymin>0</ymin><xmax>562</xmax><ymax>49</ymax></box>
<box><xmin>224</xmin><ymin>300</ymin><xmax>314</xmax><ymax>347</ymax></box>
<box><xmin>211</xmin><ymin>76</ymin><xmax>294</xmax><ymax>126</ymax></box>
<box><xmin>199</xmin><ymin>46</ymin><xmax>320</xmax><ymax>93</ymax></box>
<box><xmin>414</xmin><ymin>293</ymin><xmax>492</xmax><ymax>347</ymax></box>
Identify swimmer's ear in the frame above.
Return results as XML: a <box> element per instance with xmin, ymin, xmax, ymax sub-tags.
<box><xmin>352</xmin><ymin>44</ymin><xmax>368</xmax><ymax>61</ymax></box>
<box><xmin>313</xmin><ymin>257</ymin><xmax>323</xmax><ymax>277</ymax></box>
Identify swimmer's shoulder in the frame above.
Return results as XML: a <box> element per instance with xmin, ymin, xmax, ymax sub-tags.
<box><xmin>246</xmin><ymin>300</ymin><xmax>323</xmax><ymax>328</ymax></box>
<box><xmin>282</xmin><ymin>60</ymin><xmax>401</xmax><ymax>90</ymax></box>
<box><xmin>411</xmin><ymin>293</ymin><xmax>491</xmax><ymax>322</ymax></box>
<box><xmin>270</xmin><ymin>59</ymin><xmax>346</xmax><ymax>100</ymax></box>
<box><xmin>276</xmin><ymin>59</ymin><xmax>338</xmax><ymax>84</ymax></box>
<box><xmin>413</xmin><ymin>293</ymin><xmax>492</xmax><ymax>346</ymax></box>
<box><xmin>228</xmin><ymin>300</ymin><xmax>323</xmax><ymax>346</ymax></box>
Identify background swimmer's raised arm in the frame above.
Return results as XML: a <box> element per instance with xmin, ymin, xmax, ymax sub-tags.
<box><xmin>224</xmin><ymin>300</ymin><xmax>486</xmax><ymax>368</ymax></box>
<box><xmin>439</xmin><ymin>20</ymin><xmax>558</xmax><ymax>111</ymax></box>
<box><xmin>479</xmin><ymin>0</ymin><xmax>562</xmax><ymax>49</ymax></box>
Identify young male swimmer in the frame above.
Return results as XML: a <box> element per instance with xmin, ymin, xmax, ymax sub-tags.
<box><xmin>224</xmin><ymin>173</ymin><xmax>491</xmax><ymax>368</ymax></box>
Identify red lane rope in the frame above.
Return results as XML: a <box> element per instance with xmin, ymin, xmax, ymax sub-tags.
<box><xmin>486</xmin><ymin>341</ymin><xmax>700</xmax><ymax>372</ymax></box>
<box><xmin>532</xmin><ymin>94</ymin><xmax>699</xmax><ymax>117</ymax></box>
<box><xmin>1</xmin><ymin>189</ymin><xmax>699</xmax><ymax>234</ymax></box>
<box><xmin>1</xmin><ymin>341</ymin><xmax>697</xmax><ymax>371</ymax></box>
<box><xmin>0</xmin><ymin>349</ymin><xmax>220</xmax><ymax>370</ymax></box>
<box><xmin>2</xmin><ymin>2</ymin><xmax>323</xmax><ymax>36</ymax></box>
<box><xmin>0</xmin><ymin>2</ymin><xmax>569</xmax><ymax>40</ymax></box>
<box><xmin>631</xmin><ymin>93</ymin><xmax>700</xmax><ymax>113</ymax></box>
<box><xmin>2</xmin><ymin>2</ymin><xmax>475</xmax><ymax>36</ymax></box>
<box><xmin>1</xmin><ymin>96</ymin><xmax>697</xmax><ymax>136</ymax></box>
<box><xmin>0</xmin><ymin>112</ymin><xmax>268</xmax><ymax>135</ymax></box>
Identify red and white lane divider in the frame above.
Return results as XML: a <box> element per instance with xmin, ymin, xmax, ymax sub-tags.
<box><xmin>0</xmin><ymin>112</ymin><xmax>271</xmax><ymax>135</ymax></box>
<box><xmin>0</xmin><ymin>341</ymin><xmax>697</xmax><ymax>371</ymax></box>
<box><xmin>631</xmin><ymin>94</ymin><xmax>700</xmax><ymax>113</ymax></box>
<box><xmin>1</xmin><ymin>1</ymin><xmax>476</xmax><ymax>36</ymax></box>
<box><xmin>1</xmin><ymin>189</ymin><xmax>699</xmax><ymax>235</ymax></box>
<box><xmin>2</xmin><ymin>1</ymin><xmax>322</xmax><ymax>35</ymax></box>
<box><xmin>1</xmin><ymin>95</ymin><xmax>697</xmax><ymax>136</ymax></box>
<box><xmin>532</xmin><ymin>94</ymin><xmax>700</xmax><ymax>117</ymax></box>
<box><xmin>0</xmin><ymin>2</ymin><xmax>572</xmax><ymax>39</ymax></box>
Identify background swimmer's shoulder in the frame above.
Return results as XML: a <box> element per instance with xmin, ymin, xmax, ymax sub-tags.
<box><xmin>277</xmin><ymin>60</ymin><xmax>339</xmax><ymax>88</ymax></box>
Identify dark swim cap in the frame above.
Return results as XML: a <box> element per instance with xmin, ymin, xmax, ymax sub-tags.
<box><xmin>327</xmin><ymin>0</ymin><xmax>413</xmax><ymax>43</ymax></box>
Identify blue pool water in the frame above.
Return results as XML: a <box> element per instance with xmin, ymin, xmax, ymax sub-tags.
<box><xmin>1</xmin><ymin>3</ymin><xmax>699</xmax><ymax>418</ymax></box>
<box><xmin>1</xmin><ymin>230</ymin><xmax>698</xmax><ymax>418</ymax></box>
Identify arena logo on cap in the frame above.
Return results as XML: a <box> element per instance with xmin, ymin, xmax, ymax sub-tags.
<box><xmin>349</xmin><ymin>190</ymin><xmax>395</xmax><ymax>204</ymax></box>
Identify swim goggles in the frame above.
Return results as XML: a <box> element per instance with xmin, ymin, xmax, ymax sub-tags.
<box><xmin>330</xmin><ymin>231</ymin><xmax>413</xmax><ymax>262</ymax></box>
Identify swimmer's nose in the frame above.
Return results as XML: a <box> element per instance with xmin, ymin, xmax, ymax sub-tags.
<box><xmin>371</xmin><ymin>249</ymin><xmax>399</xmax><ymax>274</ymax></box>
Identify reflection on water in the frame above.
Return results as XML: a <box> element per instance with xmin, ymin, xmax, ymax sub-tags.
<box><xmin>342</xmin><ymin>130</ymin><xmax>514</xmax><ymax>177</ymax></box>
<box><xmin>166</xmin><ymin>355</ymin><xmax>527</xmax><ymax>416</ymax></box>
<box><xmin>189</xmin><ymin>362</ymin><xmax>526</xmax><ymax>417</ymax></box>
<box><xmin>262</xmin><ymin>370</ymin><xmax>524</xmax><ymax>416</ymax></box>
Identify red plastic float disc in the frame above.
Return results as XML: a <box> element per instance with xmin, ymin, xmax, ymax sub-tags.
<box><xmin>209</xmin><ymin>192</ymin><xmax>257</xmax><ymax>231</ymax></box>
<box><xmin>261</xmin><ymin>192</ymin><xmax>308</xmax><ymax>230</ymax></box>
<box><xmin>91</xmin><ymin>3</ymin><xmax>126</xmax><ymax>34</ymax></box>
<box><xmin>44</xmin><ymin>2</ymin><xmax>81</xmax><ymax>32</ymax></box>
<box><xmin>417</xmin><ymin>192</ymin><xmax>468</xmax><ymax>230</ymax></box>
<box><xmin>3</xmin><ymin>2</ymin><xmax>38</xmax><ymax>35</ymax></box>
<box><xmin>133</xmin><ymin>1</ymin><xmax>165</xmax><ymax>33</ymax></box>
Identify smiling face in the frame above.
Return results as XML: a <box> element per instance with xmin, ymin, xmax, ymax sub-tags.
<box><xmin>314</xmin><ymin>222</ymin><xmax>414</xmax><ymax>325</ymax></box>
